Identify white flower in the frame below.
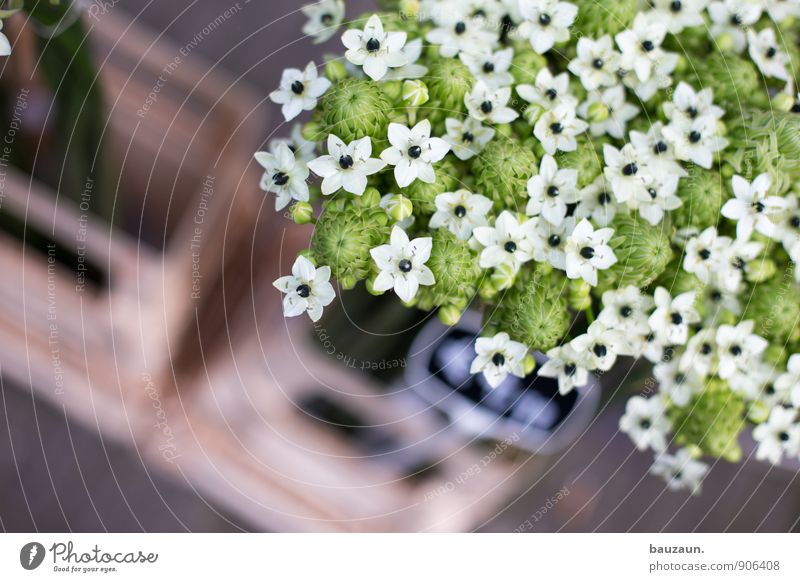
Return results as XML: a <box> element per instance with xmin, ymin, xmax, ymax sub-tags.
<box><xmin>527</xmin><ymin>215</ymin><xmax>574</xmax><ymax>270</ymax></box>
<box><xmin>753</xmin><ymin>406</ymin><xmax>800</xmax><ymax>465</ymax></box>
<box><xmin>637</xmin><ymin>174</ymin><xmax>682</xmax><ymax>226</ymax></box>
<box><xmin>425</xmin><ymin>12</ymin><xmax>497</xmax><ymax>58</ymax></box>
<box><xmin>533</xmin><ymin>104</ymin><xmax>589</xmax><ymax>154</ymax></box>
<box><xmin>615</xmin><ymin>13</ymin><xmax>669</xmax><ymax>82</ymax></box>
<box><xmin>269</xmin><ymin>61</ymin><xmax>332</xmax><ymax>122</ymax></box>
<box><xmin>650</xmin><ymin>449</ymin><xmax>708</xmax><ymax>494</ymax></box>
<box><xmin>655</xmin><ymin>359</ymin><xmax>702</xmax><ymax>406</ymax></box>
<box><xmin>471</xmin><ymin>211</ymin><xmax>536</xmax><ymax>269</ymax></box>
<box><xmin>683</xmin><ymin>227</ymin><xmax>729</xmax><ymax>283</ymax></box>
<box><xmin>663</xmin><ymin>82</ymin><xmax>725</xmax><ymax>126</ymax></box>
<box><xmin>574</xmin><ymin>177</ymin><xmax>620</xmax><ymax>227</ymax></box>
<box><xmin>599</xmin><ymin>286</ymin><xmax>654</xmax><ymax>335</ymax></box>
<box><xmin>459</xmin><ymin>47</ymin><xmax>515</xmax><ymax>88</ymax></box>
<box><xmin>273</xmin><ymin>256</ymin><xmax>335</xmax><ymax>322</ymax></box>
<box><xmin>571</xmin><ymin>320</ymin><xmax>631</xmax><ymax>371</ymax></box>
<box><xmin>525</xmin><ymin>154</ymin><xmax>579</xmax><ymax>225</ymax></box>
<box><xmin>518</xmin><ymin>0</ymin><xmax>577</xmax><ymax>54</ymax></box>
<box><xmin>254</xmin><ymin>143</ymin><xmax>310</xmax><ymax>210</ymax></box>
<box><xmin>775</xmin><ymin>194</ymin><xmax>800</xmax><ymax>253</ymax></box>
<box><xmin>651</xmin><ymin>0</ymin><xmax>707</xmax><ymax>34</ymax></box>
<box><xmin>779</xmin><ymin>354</ymin><xmax>800</xmax><ymax>408</ymax></box>
<box><xmin>383</xmin><ymin>38</ymin><xmax>430</xmax><ymax>81</ymax></box>
<box><xmin>564</xmin><ymin>218</ymin><xmax>617</xmax><ymax>286</ymax></box>
<box><xmin>721</xmin><ymin>174</ymin><xmax>786</xmax><ymax>241</ymax></box>
<box><xmin>619</xmin><ymin>395</ymin><xmax>671</xmax><ymax>452</ymax></box>
<box><xmin>679</xmin><ymin>328</ymin><xmax>718</xmax><ymax>377</ymax></box>
<box><xmin>716</xmin><ymin>236</ymin><xmax>763</xmax><ymax>293</ymax></box>
<box><xmin>465</xmin><ymin>80</ymin><xmax>519</xmax><ymax>124</ymax></box>
<box><xmin>301</xmin><ymin>0</ymin><xmax>345</xmax><ymax>44</ymax></box>
<box><xmin>470</xmin><ymin>332</ymin><xmax>529</xmax><ymax>388</ymax></box>
<box><xmin>0</xmin><ymin>20</ymin><xmax>10</xmax><ymax>56</ymax></box>
<box><xmin>308</xmin><ymin>135</ymin><xmax>386</xmax><ymax>195</ymax></box>
<box><xmin>764</xmin><ymin>0</ymin><xmax>800</xmax><ymax>22</ymax></box>
<box><xmin>539</xmin><ymin>344</ymin><xmax>591</xmax><ymax>395</ymax></box>
<box><xmin>707</xmin><ymin>0</ymin><xmax>761</xmax><ymax>53</ymax></box>
<box><xmin>579</xmin><ymin>85</ymin><xmax>639</xmax><ymax>139</ymax></box>
<box><xmin>516</xmin><ymin>69</ymin><xmax>578</xmax><ymax>122</ymax></box>
<box><xmin>602</xmin><ymin>143</ymin><xmax>651</xmax><ymax>207</ymax></box>
<box><xmin>342</xmin><ymin>14</ymin><xmax>408</xmax><ymax>81</ymax></box>
<box><xmin>568</xmin><ymin>35</ymin><xmax>620</xmax><ymax>91</ymax></box>
<box><xmin>444</xmin><ymin>117</ymin><xmax>496</xmax><ymax>161</ymax></box>
<box><xmin>429</xmin><ymin>189</ymin><xmax>493</xmax><ymax>240</ymax></box>
<box><xmin>380</xmin><ymin>120</ymin><xmax>451</xmax><ymax>188</ymax></box>
<box><xmin>370</xmin><ymin>225</ymin><xmax>435</xmax><ymax>302</ymax></box>
<box><xmin>629</xmin><ymin>123</ymin><xmax>687</xmax><ymax>180</ymax></box>
<box><xmin>648</xmin><ymin>287</ymin><xmax>700</xmax><ymax>346</ymax></box>
<box><xmin>700</xmin><ymin>283</ymin><xmax>742</xmax><ymax>323</ymax></box>
<box><xmin>663</xmin><ymin>116</ymin><xmax>728</xmax><ymax>169</ymax></box>
<box><xmin>748</xmin><ymin>27</ymin><xmax>790</xmax><ymax>81</ymax></box>
<box><xmin>730</xmin><ymin>363</ymin><xmax>784</xmax><ymax>403</ymax></box>
<box><xmin>639</xmin><ymin>330</ymin><xmax>670</xmax><ymax>363</ymax></box>
<box><xmin>715</xmin><ymin>320</ymin><xmax>768</xmax><ymax>380</ymax></box>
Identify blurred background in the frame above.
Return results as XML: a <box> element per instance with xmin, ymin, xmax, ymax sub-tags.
<box><xmin>0</xmin><ymin>0</ymin><xmax>798</xmax><ymax>533</ymax></box>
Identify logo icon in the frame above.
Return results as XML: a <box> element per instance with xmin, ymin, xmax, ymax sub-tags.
<box><xmin>20</xmin><ymin>542</ymin><xmax>46</xmax><ymax>570</ymax></box>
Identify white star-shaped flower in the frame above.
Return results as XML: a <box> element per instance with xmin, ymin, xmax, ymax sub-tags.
<box><xmin>516</xmin><ymin>68</ymin><xmax>578</xmax><ymax>123</ymax></box>
<box><xmin>470</xmin><ymin>332</ymin><xmax>529</xmax><ymax>388</ymax></box>
<box><xmin>382</xmin><ymin>38</ymin><xmax>429</xmax><ymax>81</ymax></box>
<box><xmin>679</xmin><ymin>328</ymin><xmax>719</xmax><ymax>377</ymax></box>
<box><xmin>539</xmin><ymin>344</ymin><xmax>591</xmax><ymax>395</ymax></box>
<box><xmin>429</xmin><ymin>189</ymin><xmax>493</xmax><ymax>240</ymax></box>
<box><xmin>571</xmin><ymin>320</ymin><xmax>631</xmax><ymax>371</ymax></box>
<box><xmin>254</xmin><ymin>143</ymin><xmax>310</xmax><ymax>210</ymax></box>
<box><xmin>533</xmin><ymin>104</ymin><xmax>589</xmax><ymax>154</ymax></box>
<box><xmin>654</xmin><ymin>359</ymin><xmax>702</xmax><ymax>407</ymax></box>
<box><xmin>683</xmin><ymin>227</ymin><xmax>730</xmax><ymax>283</ymax></box>
<box><xmin>748</xmin><ymin>27</ymin><xmax>790</xmax><ymax>81</ymax></box>
<box><xmin>648</xmin><ymin>287</ymin><xmax>700</xmax><ymax>346</ymax></box>
<box><xmin>650</xmin><ymin>448</ymin><xmax>708</xmax><ymax>494</ymax></box>
<box><xmin>370</xmin><ymin>225</ymin><xmax>435</xmax><ymax>303</ymax></box>
<box><xmin>528</xmin><ymin>215</ymin><xmax>575</xmax><ymax>270</ymax></box>
<box><xmin>443</xmin><ymin>116</ymin><xmax>496</xmax><ymax>161</ymax></box>
<box><xmin>273</xmin><ymin>256</ymin><xmax>335</xmax><ymax>322</ymax></box>
<box><xmin>662</xmin><ymin>116</ymin><xmax>728</xmax><ymax>169</ymax></box>
<box><xmin>574</xmin><ymin>177</ymin><xmax>621</xmax><ymax>227</ymax></box>
<box><xmin>380</xmin><ymin>120</ymin><xmax>451</xmax><ymax>188</ymax></box>
<box><xmin>602</xmin><ymin>143</ymin><xmax>652</xmax><ymax>208</ymax></box>
<box><xmin>619</xmin><ymin>395</ymin><xmax>671</xmax><ymax>452</ymax></box>
<box><xmin>637</xmin><ymin>174</ymin><xmax>682</xmax><ymax>226</ymax></box>
<box><xmin>615</xmin><ymin>13</ymin><xmax>669</xmax><ymax>82</ymax></box>
<box><xmin>425</xmin><ymin>11</ymin><xmax>497</xmax><ymax>58</ymax></box>
<box><xmin>568</xmin><ymin>35</ymin><xmax>620</xmax><ymax>91</ymax></box>
<box><xmin>301</xmin><ymin>0</ymin><xmax>345</xmax><ymax>44</ymax></box>
<box><xmin>629</xmin><ymin>123</ymin><xmax>687</xmax><ymax>180</ymax></box>
<box><xmin>459</xmin><ymin>47</ymin><xmax>515</xmax><ymax>88</ymax></box>
<box><xmin>716</xmin><ymin>236</ymin><xmax>764</xmax><ymax>293</ymax></box>
<box><xmin>525</xmin><ymin>154</ymin><xmax>579</xmax><ymax>225</ymax></box>
<box><xmin>564</xmin><ymin>218</ymin><xmax>617</xmax><ymax>286</ymax></box>
<box><xmin>764</xmin><ymin>0</ymin><xmax>800</xmax><ymax>22</ymax></box>
<box><xmin>518</xmin><ymin>0</ymin><xmax>578</xmax><ymax>54</ymax></box>
<box><xmin>715</xmin><ymin>320</ymin><xmax>768</xmax><ymax>380</ymax></box>
<box><xmin>651</xmin><ymin>0</ymin><xmax>707</xmax><ymax>34</ymax></box>
<box><xmin>471</xmin><ymin>211</ymin><xmax>536</xmax><ymax>270</ymax></box>
<box><xmin>269</xmin><ymin>61</ymin><xmax>332</xmax><ymax>122</ymax></box>
<box><xmin>775</xmin><ymin>194</ymin><xmax>800</xmax><ymax>253</ymax></box>
<box><xmin>753</xmin><ymin>406</ymin><xmax>800</xmax><ymax>465</ymax></box>
<box><xmin>707</xmin><ymin>0</ymin><xmax>761</xmax><ymax>53</ymax></box>
<box><xmin>721</xmin><ymin>174</ymin><xmax>787</xmax><ymax>241</ymax></box>
<box><xmin>342</xmin><ymin>14</ymin><xmax>408</xmax><ymax>81</ymax></box>
<box><xmin>465</xmin><ymin>80</ymin><xmax>519</xmax><ymax>124</ymax></box>
<box><xmin>599</xmin><ymin>285</ymin><xmax>655</xmax><ymax>335</ymax></box>
<box><xmin>777</xmin><ymin>354</ymin><xmax>800</xmax><ymax>408</ymax></box>
<box><xmin>269</xmin><ymin>124</ymin><xmax>317</xmax><ymax>164</ymax></box>
<box><xmin>579</xmin><ymin>85</ymin><xmax>639</xmax><ymax>139</ymax></box>
<box><xmin>663</xmin><ymin>82</ymin><xmax>725</xmax><ymax>126</ymax></box>
<box><xmin>308</xmin><ymin>135</ymin><xmax>386</xmax><ymax>196</ymax></box>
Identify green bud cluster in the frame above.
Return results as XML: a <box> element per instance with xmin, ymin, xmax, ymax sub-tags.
<box><xmin>422</xmin><ymin>59</ymin><xmax>473</xmax><ymax>126</ymax></box>
<box><xmin>726</xmin><ymin>110</ymin><xmax>800</xmax><ymax>186</ymax></box>
<box><xmin>318</xmin><ymin>78</ymin><xmax>394</xmax><ymax>144</ymax></box>
<box><xmin>470</xmin><ymin>138</ymin><xmax>537</xmax><ymax>211</ymax></box>
<box><xmin>742</xmin><ymin>277</ymin><xmax>800</xmax><ymax>343</ymax></box>
<box><xmin>570</xmin><ymin>0</ymin><xmax>637</xmax><ymax>38</ymax></box>
<box><xmin>678</xmin><ymin>52</ymin><xmax>768</xmax><ymax>111</ymax></box>
<box><xmin>555</xmin><ymin>139</ymin><xmax>602</xmax><ymax>189</ymax></box>
<box><xmin>672</xmin><ymin>168</ymin><xmax>725</xmax><ymax>230</ymax></box>
<box><xmin>415</xmin><ymin>229</ymin><xmax>482</xmax><ymax>312</ymax></box>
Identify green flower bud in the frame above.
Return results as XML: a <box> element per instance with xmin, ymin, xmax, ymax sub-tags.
<box><xmin>571</xmin><ymin>0</ymin><xmax>637</xmax><ymax>37</ymax></box>
<box><xmin>311</xmin><ymin>198</ymin><xmax>390</xmax><ymax>287</ymax></box>
<box><xmin>290</xmin><ymin>201</ymin><xmax>314</xmax><ymax>225</ymax></box>
<box><xmin>423</xmin><ymin>58</ymin><xmax>473</xmax><ymax>125</ymax></box>
<box><xmin>596</xmin><ymin>214</ymin><xmax>673</xmax><ymax>293</ymax></box>
<box><xmin>745</xmin><ymin>258</ymin><xmax>777</xmax><ymax>283</ymax></box>
<box><xmin>325</xmin><ymin>60</ymin><xmax>348</xmax><ymax>83</ymax></box>
<box><xmin>669</xmin><ymin>379</ymin><xmax>745</xmax><ymax>462</ymax></box>
<box><xmin>523</xmin><ymin>354</ymin><xmax>537</xmax><ymax>376</ymax></box>
<box><xmin>414</xmin><ymin>228</ymin><xmax>481</xmax><ymax>310</ymax></box>
<box><xmin>471</xmin><ymin>138</ymin><xmax>537</xmax><ymax>211</ymax></box>
<box><xmin>402</xmin><ymin>80</ymin><xmax>429</xmax><ymax>107</ymax></box>
<box><xmin>383</xmin><ymin>193</ymin><xmax>414</xmax><ymax>222</ymax></box>
<box><xmin>361</xmin><ymin>187</ymin><xmax>382</xmax><ymax>208</ymax></box>
<box><xmin>319</xmin><ymin>78</ymin><xmax>393</xmax><ymax>143</ymax></box>
<box><xmin>587</xmin><ymin>101</ymin><xmax>609</xmax><ymax>123</ymax></box>
<box><xmin>727</xmin><ymin>110</ymin><xmax>800</xmax><ymax>185</ymax></box>
<box><xmin>382</xmin><ymin>80</ymin><xmax>404</xmax><ymax>102</ymax></box>
<box><xmin>747</xmin><ymin>400</ymin><xmax>770</xmax><ymax>424</ymax></box>
<box><xmin>773</xmin><ymin>91</ymin><xmax>796</xmax><ymax>113</ymax></box>
<box><xmin>672</xmin><ymin>168</ymin><xmax>725</xmax><ymax>230</ymax></box>
<box><xmin>714</xmin><ymin>32</ymin><xmax>736</xmax><ymax>54</ymax></box>
<box><xmin>554</xmin><ymin>138</ymin><xmax>602</xmax><ymax>189</ymax></box>
<box><xmin>401</xmin><ymin>157</ymin><xmax>459</xmax><ymax>215</ymax></box>
<box><xmin>491</xmin><ymin>262</ymin><xmax>517</xmax><ymax>291</ymax></box>
<box><xmin>742</xmin><ymin>277</ymin><xmax>800</xmax><ymax>342</ymax></box>
<box><xmin>438</xmin><ymin>304</ymin><xmax>463</xmax><ymax>326</ymax></box>
<box><xmin>487</xmin><ymin>268</ymin><xmax>570</xmax><ymax>352</ymax></box>
<box><xmin>567</xmin><ymin>278</ymin><xmax>592</xmax><ymax>311</ymax></box>
<box><xmin>301</xmin><ymin>120</ymin><xmax>324</xmax><ymax>143</ymax></box>
<box><xmin>677</xmin><ymin>52</ymin><xmax>768</xmax><ymax>110</ymax></box>
<box><xmin>510</xmin><ymin>43</ymin><xmax>548</xmax><ymax>85</ymax></box>
<box><xmin>479</xmin><ymin>277</ymin><xmax>498</xmax><ymax>300</ymax></box>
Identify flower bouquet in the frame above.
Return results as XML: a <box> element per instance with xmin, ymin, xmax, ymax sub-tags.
<box><xmin>258</xmin><ymin>0</ymin><xmax>800</xmax><ymax>494</ymax></box>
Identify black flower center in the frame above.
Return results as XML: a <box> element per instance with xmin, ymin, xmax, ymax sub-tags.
<box><xmin>408</xmin><ymin>145</ymin><xmax>422</xmax><ymax>159</ymax></box>
<box><xmin>730</xmin><ymin>14</ymin><xmax>742</xmax><ymax>26</ymax></box>
<box><xmin>545</xmin><ymin>88</ymin><xmax>558</xmax><ymax>100</ymax></box>
<box><xmin>598</xmin><ymin>191</ymin><xmax>611</xmax><ymax>205</ymax></box>
<box><xmin>620</xmin><ymin>306</ymin><xmax>633</xmax><ymax>318</ymax></box>
<box><xmin>790</xmin><ymin>215</ymin><xmax>800</xmax><ymax>229</ymax></box>
<box><xmin>710</xmin><ymin>290</ymin><xmax>722</xmax><ymax>301</ymax></box>
<box><xmin>640</xmin><ymin>418</ymin><xmax>652</xmax><ymax>429</ymax></box>
<box><xmin>550</xmin><ymin>122</ymin><xmax>563</xmax><ymax>134</ymax></box>
<box><xmin>670</xmin><ymin>312</ymin><xmax>683</xmax><ymax>325</ymax></box>
<box><xmin>766</xmin><ymin>46</ymin><xmax>777</xmax><ymax>59</ymax></box>
<box><xmin>454</xmin><ymin>205</ymin><xmax>467</xmax><ymax>218</ymax></box>
<box><xmin>321</xmin><ymin>13</ymin><xmax>334</xmax><ymax>25</ymax></box>
<box><xmin>272</xmin><ymin>171</ymin><xmax>289</xmax><ymax>186</ymax></box>
<box><xmin>701</xmin><ymin>343</ymin><xmax>712</xmax><ymax>355</ymax></box>
<box><xmin>792</xmin><ymin>101</ymin><xmax>800</xmax><ymax>113</ymax></box>
<box><xmin>729</xmin><ymin>344</ymin><xmax>742</xmax><ymax>356</ymax></box>
<box><xmin>779</xmin><ymin>431</ymin><xmax>790</xmax><ymax>442</ymax></box>
<box><xmin>548</xmin><ymin>234</ymin><xmax>561</xmax><ymax>247</ymax></box>
<box><xmin>339</xmin><ymin>154</ymin><xmax>354</xmax><ymax>169</ymax></box>
<box><xmin>648</xmin><ymin>188</ymin><xmax>658</xmax><ymax>199</ymax></box>
<box><xmin>366</xmin><ymin>38</ymin><xmax>381</xmax><ymax>52</ymax></box>
<box><xmin>754</xmin><ymin>201</ymin><xmax>765</xmax><ymax>213</ymax></box>
<box><xmin>462</xmin><ymin>131</ymin><xmax>475</xmax><ymax>143</ymax></box>
<box><xmin>592</xmin><ymin>58</ymin><xmax>604</xmax><ymax>69</ymax></box>
<box><xmin>675</xmin><ymin>373</ymin><xmax>686</xmax><ymax>384</ymax></box>
<box><xmin>699</xmin><ymin>248</ymin><xmax>711</xmax><ymax>260</ymax></box>
<box><xmin>688</xmin><ymin>130</ymin><xmax>702</xmax><ymax>143</ymax></box>
<box><xmin>480</xmin><ymin>100</ymin><xmax>494</xmax><ymax>114</ymax></box>
<box><xmin>593</xmin><ymin>344</ymin><xmax>607</xmax><ymax>357</ymax></box>
<box><xmin>670</xmin><ymin>0</ymin><xmax>682</xmax><ymax>13</ymax></box>
<box><xmin>398</xmin><ymin>259</ymin><xmax>413</xmax><ymax>273</ymax></box>
<box><xmin>686</xmin><ymin>106</ymin><xmax>698</xmax><ymax>118</ymax></box>
<box><xmin>483</xmin><ymin>61</ymin><xmax>495</xmax><ymax>73</ymax></box>
<box><xmin>454</xmin><ymin>21</ymin><xmax>466</xmax><ymax>35</ymax></box>
<box><xmin>296</xmin><ymin>284</ymin><xmax>311</xmax><ymax>298</ymax></box>
<box><xmin>539</xmin><ymin>13</ymin><xmax>551</xmax><ymax>26</ymax></box>
<box><xmin>641</xmin><ymin>40</ymin><xmax>655</xmax><ymax>52</ymax></box>
<box><xmin>765</xmin><ymin>385</ymin><xmax>776</xmax><ymax>396</ymax></box>
<box><xmin>547</xmin><ymin>185</ymin><xmax>560</xmax><ymax>197</ymax></box>
<box><xmin>622</xmin><ymin>163</ymin><xmax>638</xmax><ymax>176</ymax></box>
<box><xmin>734</xmin><ymin>257</ymin><xmax>746</xmax><ymax>270</ymax></box>
<box><xmin>580</xmin><ymin>246</ymin><xmax>595</xmax><ymax>259</ymax></box>
<box><xmin>492</xmin><ymin>352</ymin><xmax>506</xmax><ymax>366</ymax></box>
<box><xmin>564</xmin><ymin>363</ymin><xmax>577</xmax><ymax>376</ymax></box>
<box><xmin>504</xmin><ymin>241</ymin><xmax>517</xmax><ymax>253</ymax></box>
<box><xmin>653</xmin><ymin>141</ymin><xmax>668</xmax><ymax>154</ymax></box>
<box><xmin>291</xmin><ymin>81</ymin><xmax>305</xmax><ymax>95</ymax></box>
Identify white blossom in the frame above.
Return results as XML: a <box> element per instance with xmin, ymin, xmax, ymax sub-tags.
<box><xmin>539</xmin><ymin>344</ymin><xmax>591</xmax><ymax>395</ymax></box>
<box><xmin>599</xmin><ymin>285</ymin><xmax>654</xmax><ymax>335</ymax></box>
<box><xmin>655</xmin><ymin>358</ymin><xmax>702</xmax><ymax>406</ymax></box>
<box><xmin>619</xmin><ymin>395</ymin><xmax>671</xmax><ymax>452</ymax></box>
<box><xmin>662</xmin><ymin>116</ymin><xmax>728</xmax><ymax>169</ymax></box>
<box><xmin>465</xmin><ymin>80</ymin><xmax>519</xmax><ymax>124</ymax></box>
<box><xmin>459</xmin><ymin>47</ymin><xmax>515</xmax><ymax>88</ymax></box>
<box><xmin>269</xmin><ymin>61</ymin><xmax>332</xmax><ymax>122</ymax></box>
<box><xmin>753</xmin><ymin>406</ymin><xmax>800</xmax><ymax>465</ymax></box>
<box><xmin>254</xmin><ymin>143</ymin><xmax>310</xmax><ymax>210</ymax></box>
<box><xmin>571</xmin><ymin>320</ymin><xmax>632</xmax><ymax>371</ymax></box>
<box><xmin>683</xmin><ymin>226</ymin><xmax>729</xmax><ymax>284</ymax></box>
<box><xmin>301</xmin><ymin>0</ymin><xmax>345</xmax><ymax>44</ymax></box>
<box><xmin>629</xmin><ymin>123</ymin><xmax>687</xmax><ymax>180</ymax></box>
<box><xmin>342</xmin><ymin>15</ymin><xmax>408</xmax><ymax>81</ymax></box>
<box><xmin>564</xmin><ymin>218</ymin><xmax>617</xmax><ymax>286</ymax></box>
<box><xmin>471</xmin><ymin>211</ymin><xmax>536</xmax><ymax>270</ymax></box>
<box><xmin>663</xmin><ymin>82</ymin><xmax>725</xmax><ymax>126</ymax></box>
<box><xmin>444</xmin><ymin>117</ymin><xmax>496</xmax><ymax>161</ymax></box>
<box><xmin>308</xmin><ymin>135</ymin><xmax>386</xmax><ymax>195</ymax></box>
<box><xmin>579</xmin><ymin>85</ymin><xmax>639</xmax><ymax>139</ymax></box>
<box><xmin>370</xmin><ymin>225</ymin><xmax>435</xmax><ymax>302</ymax></box>
<box><xmin>637</xmin><ymin>174</ymin><xmax>682</xmax><ymax>225</ymax></box>
<box><xmin>721</xmin><ymin>174</ymin><xmax>786</xmax><ymax>241</ymax></box>
<box><xmin>273</xmin><ymin>256</ymin><xmax>335</xmax><ymax>322</ymax></box>
<box><xmin>525</xmin><ymin>154</ymin><xmax>579</xmax><ymax>225</ymax></box>
<box><xmin>651</xmin><ymin>0</ymin><xmax>707</xmax><ymax>34</ymax></box>
<box><xmin>715</xmin><ymin>320</ymin><xmax>768</xmax><ymax>380</ymax></box>
<box><xmin>470</xmin><ymin>332</ymin><xmax>529</xmax><ymax>388</ymax></box>
<box><xmin>602</xmin><ymin>143</ymin><xmax>652</xmax><ymax>208</ymax></box>
<box><xmin>648</xmin><ymin>287</ymin><xmax>700</xmax><ymax>346</ymax></box>
<box><xmin>707</xmin><ymin>0</ymin><xmax>761</xmax><ymax>53</ymax></box>
<box><xmin>383</xmin><ymin>38</ymin><xmax>429</xmax><ymax>81</ymax></box>
<box><xmin>778</xmin><ymin>354</ymin><xmax>800</xmax><ymax>408</ymax></box>
<box><xmin>429</xmin><ymin>189</ymin><xmax>493</xmax><ymax>240</ymax></box>
<box><xmin>748</xmin><ymin>27</ymin><xmax>790</xmax><ymax>81</ymax></box>
<box><xmin>574</xmin><ymin>177</ymin><xmax>621</xmax><ymax>227</ymax></box>
<box><xmin>679</xmin><ymin>328</ymin><xmax>718</xmax><ymax>377</ymax></box>
<box><xmin>615</xmin><ymin>13</ymin><xmax>669</xmax><ymax>83</ymax></box>
<box><xmin>650</xmin><ymin>448</ymin><xmax>708</xmax><ymax>494</ymax></box>
<box><xmin>527</xmin><ymin>215</ymin><xmax>575</xmax><ymax>270</ymax></box>
<box><xmin>534</xmin><ymin>104</ymin><xmax>589</xmax><ymax>154</ymax></box>
<box><xmin>380</xmin><ymin>120</ymin><xmax>450</xmax><ymax>188</ymax></box>
<box><xmin>516</xmin><ymin>69</ymin><xmax>578</xmax><ymax>122</ymax></box>
<box><xmin>568</xmin><ymin>35</ymin><xmax>620</xmax><ymax>91</ymax></box>
<box><xmin>425</xmin><ymin>12</ymin><xmax>497</xmax><ymax>58</ymax></box>
<box><xmin>518</xmin><ymin>0</ymin><xmax>578</xmax><ymax>54</ymax></box>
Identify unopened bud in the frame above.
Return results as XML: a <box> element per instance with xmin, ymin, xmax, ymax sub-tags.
<box><xmin>291</xmin><ymin>201</ymin><xmax>314</xmax><ymax>224</ymax></box>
